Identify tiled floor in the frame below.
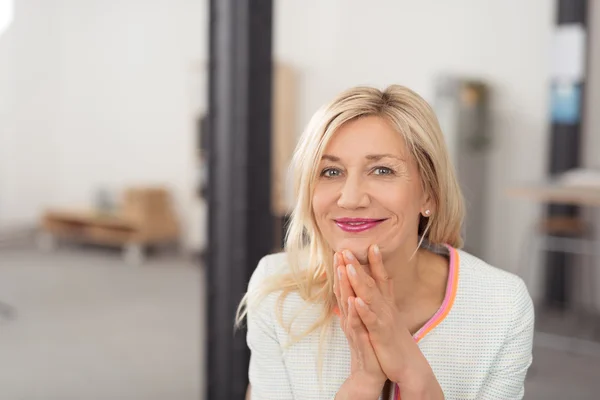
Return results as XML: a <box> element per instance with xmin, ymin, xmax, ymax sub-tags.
<box><xmin>0</xmin><ymin>246</ymin><xmax>599</xmax><ymax>399</ymax></box>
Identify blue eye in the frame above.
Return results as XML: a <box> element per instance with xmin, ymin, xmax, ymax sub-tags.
<box><xmin>321</xmin><ymin>168</ymin><xmax>341</xmax><ymax>178</ymax></box>
<box><xmin>373</xmin><ymin>167</ymin><xmax>394</xmax><ymax>175</ymax></box>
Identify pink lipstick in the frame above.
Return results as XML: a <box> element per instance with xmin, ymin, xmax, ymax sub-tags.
<box><xmin>334</xmin><ymin>218</ymin><xmax>386</xmax><ymax>233</ymax></box>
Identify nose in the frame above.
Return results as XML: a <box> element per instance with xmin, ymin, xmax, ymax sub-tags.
<box><xmin>337</xmin><ymin>175</ymin><xmax>370</xmax><ymax>209</ymax></box>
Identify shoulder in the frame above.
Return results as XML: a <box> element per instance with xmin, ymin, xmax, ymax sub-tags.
<box><xmin>247</xmin><ymin>252</ymin><xmax>324</xmax><ymax>331</ymax></box>
<box><xmin>244</xmin><ymin>253</ymin><xmax>291</xmax><ymax>335</ymax></box>
<box><xmin>247</xmin><ymin>252</ymin><xmax>308</xmax><ymax>315</ymax></box>
<box><xmin>454</xmin><ymin>249</ymin><xmax>534</xmax><ymax>324</ymax></box>
<box><xmin>247</xmin><ymin>252</ymin><xmax>291</xmax><ymax>291</ymax></box>
<box><xmin>456</xmin><ymin>249</ymin><xmax>529</xmax><ymax>296</ymax></box>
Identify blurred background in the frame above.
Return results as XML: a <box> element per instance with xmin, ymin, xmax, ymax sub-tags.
<box><xmin>1</xmin><ymin>0</ymin><xmax>600</xmax><ymax>399</ymax></box>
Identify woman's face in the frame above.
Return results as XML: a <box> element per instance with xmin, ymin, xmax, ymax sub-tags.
<box><xmin>312</xmin><ymin>115</ymin><xmax>430</xmax><ymax>264</ymax></box>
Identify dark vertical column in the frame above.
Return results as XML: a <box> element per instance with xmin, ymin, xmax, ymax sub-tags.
<box><xmin>206</xmin><ymin>0</ymin><xmax>273</xmax><ymax>399</ymax></box>
<box><xmin>544</xmin><ymin>0</ymin><xmax>588</xmax><ymax>309</ymax></box>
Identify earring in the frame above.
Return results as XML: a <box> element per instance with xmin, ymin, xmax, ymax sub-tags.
<box><xmin>424</xmin><ymin>209</ymin><xmax>431</xmax><ymax>216</ymax></box>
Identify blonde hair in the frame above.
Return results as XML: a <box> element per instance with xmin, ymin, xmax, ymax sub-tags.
<box><xmin>236</xmin><ymin>84</ymin><xmax>464</xmax><ymax>369</ymax></box>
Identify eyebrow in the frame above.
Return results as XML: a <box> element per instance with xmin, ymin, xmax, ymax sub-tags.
<box><xmin>321</xmin><ymin>153</ymin><xmax>405</xmax><ymax>162</ymax></box>
<box><xmin>365</xmin><ymin>154</ymin><xmax>405</xmax><ymax>162</ymax></box>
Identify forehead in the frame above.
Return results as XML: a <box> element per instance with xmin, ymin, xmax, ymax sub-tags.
<box><xmin>324</xmin><ymin>115</ymin><xmax>409</xmax><ymax>158</ymax></box>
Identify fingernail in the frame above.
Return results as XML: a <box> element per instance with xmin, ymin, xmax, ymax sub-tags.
<box><xmin>333</xmin><ymin>253</ymin><xmax>338</xmax><ymax>266</ymax></box>
<box><xmin>356</xmin><ymin>297</ymin><xmax>365</xmax><ymax>307</ymax></box>
<box><xmin>337</xmin><ymin>266</ymin><xmax>342</xmax><ymax>280</ymax></box>
<box><xmin>373</xmin><ymin>244</ymin><xmax>380</xmax><ymax>255</ymax></box>
<box><xmin>347</xmin><ymin>298</ymin><xmax>352</xmax><ymax>309</ymax></box>
<box><xmin>343</xmin><ymin>250</ymin><xmax>355</xmax><ymax>261</ymax></box>
<box><xmin>347</xmin><ymin>264</ymin><xmax>356</xmax><ymax>277</ymax></box>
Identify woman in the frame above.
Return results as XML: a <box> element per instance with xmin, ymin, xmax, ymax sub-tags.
<box><xmin>237</xmin><ymin>85</ymin><xmax>534</xmax><ymax>399</ymax></box>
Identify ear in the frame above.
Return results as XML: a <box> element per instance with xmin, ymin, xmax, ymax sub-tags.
<box><xmin>420</xmin><ymin>191</ymin><xmax>435</xmax><ymax>218</ymax></box>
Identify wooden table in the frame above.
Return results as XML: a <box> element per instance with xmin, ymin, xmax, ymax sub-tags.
<box><xmin>507</xmin><ymin>182</ymin><xmax>600</xmax><ymax>207</ymax></box>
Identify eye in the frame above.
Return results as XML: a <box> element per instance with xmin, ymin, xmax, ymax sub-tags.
<box><xmin>320</xmin><ymin>168</ymin><xmax>342</xmax><ymax>178</ymax></box>
<box><xmin>373</xmin><ymin>166</ymin><xmax>394</xmax><ymax>176</ymax></box>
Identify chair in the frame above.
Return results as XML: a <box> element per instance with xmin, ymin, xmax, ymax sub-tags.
<box><xmin>518</xmin><ymin>215</ymin><xmax>599</xmax><ymax>344</ymax></box>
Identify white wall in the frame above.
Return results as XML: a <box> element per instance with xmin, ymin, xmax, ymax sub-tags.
<box><xmin>0</xmin><ymin>0</ymin><xmax>13</xmax><ymax>37</ymax></box>
<box><xmin>0</xmin><ymin>0</ymin><xmax>208</xmax><ymax>248</ymax></box>
<box><xmin>274</xmin><ymin>0</ymin><xmax>555</xmax><ymax>297</ymax></box>
<box><xmin>0</xmin><ymin>0</ymin><xmax>561</xmax><ymax>277</ymax></box>
<box><xmin>0</xmin><ymin>1</ymin><xmax>61</xmax><ymax>229</ymax></box>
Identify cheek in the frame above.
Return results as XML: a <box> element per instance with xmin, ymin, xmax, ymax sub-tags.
<box><xmin>377</xmin><ymin>185</ymin><xmax>422</xmax><ymax>241</ymax></box>
<box><xmin>311</xmin><ymin>193</ymin><xmax>323</xmax><ymax>217</ymax></box>
<box><xmin>312</xmin><ymin>185</ymin><xmax>334</xmax><ymax>217</ymax></box>
<box><xmin>380</xmin><ymin>187</ymin><xmax>417</xmax><ymax>216</ymax></box>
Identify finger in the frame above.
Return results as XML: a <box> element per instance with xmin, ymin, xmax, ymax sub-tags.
<box><xmin>332</xmin><ymin>253</ymin><xmax>343</xmax><ymax>315</ymax></box>
<box><xmin>341</xmin><ymin>262</ymin><xmax>356</xmax><ymax>298</ymax></box>
<box><xmin>341</xmin><ymin>249</ymin><xmax>376</xmax><ymax>281</ymax></box>
<box><xmin>341</xmin><ymin>250</ymin><xmax>369</xmax><ymax>275</ymax></box>
<box><xmin>333</xmin><ymin>252</ymin><xmax>338</xmax><ymax>293</ymax></box>
<box><xmin>340</xmin><ymin>263</ymin><xmax>357</xmax><ymax>318</ymax></box>
<box><xmin>348</xmin><ymin>297</ymin><xmax>374</xmax><ymax>357</ymax></box>
<box><xmin>347</xmin><ymin>296</ymin><xmax>363</xmax><ymax>331</ymax></box>
<box><xmin>346</xmin><ymin>262</ymin><xmax>379</xmax><ymax>307</ymax></box>
<box><xmin>341</xmin><ymin>249</ymin><xmax>357</xmax><ymax>266</ymax></box>
<box><xmin>355</xmin><ymin>296</ymin><xmax>380</xmax><ymax>332</ymax></box>
<box><xmin>368</xmin><ymin>244</ymin><xmax>393</xmax><ymax>299</ymax></box>
<box><xmin>338</xmin><ymin>266</ymin><xmax>349</xmax><ymax>319</ymax></box>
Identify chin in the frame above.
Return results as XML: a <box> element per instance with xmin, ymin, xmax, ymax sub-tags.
<box><xmin>334</xmin><ymin>240</ymin><xmax>369</xmax><ymax>265</ymax></box>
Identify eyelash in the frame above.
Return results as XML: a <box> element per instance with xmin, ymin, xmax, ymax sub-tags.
<box><xmin>320</xmin><ymin>168</ymin><xmax>341</xmax><ymax>178</ymax></box>
<box><xmin>319</xmin><ymin>166</ymin><xmax>396</xmax><ymax>178</ymax></box>
<box><xmin>373</xmin><ymin>166</ymin><xmax>394</xmax><ymax>176</ymax></box>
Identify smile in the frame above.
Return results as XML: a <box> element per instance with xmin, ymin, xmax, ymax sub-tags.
<box><xmin>334</xmin><ymin>218</ymin><xmax>387</xmax><ymax>233</ymax></box>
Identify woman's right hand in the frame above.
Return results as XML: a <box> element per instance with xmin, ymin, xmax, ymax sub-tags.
<box><xmin>333</xmin><ymin>252</ymin><xmax>387</xmax><ymax>400</ymax></box>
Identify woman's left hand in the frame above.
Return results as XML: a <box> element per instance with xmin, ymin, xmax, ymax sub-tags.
<box><xmin>340</xmin><ymin>246</ymin><xmax>444</xmax><ymax>399</ymax></box>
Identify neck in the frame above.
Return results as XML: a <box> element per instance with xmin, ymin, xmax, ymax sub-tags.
<box><xmin>384</xmin><ymin>243</ymin><xmax>424</xmax><ymax>308</ymax></box>
<box><xmin>356</xmin><ymin>240</ymin><xmax>445</xmax><ymax>309</ymax></box>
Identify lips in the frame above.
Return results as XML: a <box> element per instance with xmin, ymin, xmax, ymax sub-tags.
<box><xmin>334</xmin><ymin>218</ymin><xmax>387</xmax><ymax>233</ymax></box>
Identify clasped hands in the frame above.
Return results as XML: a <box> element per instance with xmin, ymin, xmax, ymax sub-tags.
<box><xmin>333</xmin><ymin>244</ymin><xmax>442</xmax><ymax>399</ymax></box>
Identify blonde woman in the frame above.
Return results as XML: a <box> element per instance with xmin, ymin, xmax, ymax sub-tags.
<box><xmin>237</xmin><ymin>85</ymin><xmax>534</xmax><ymax>400</ymax></box>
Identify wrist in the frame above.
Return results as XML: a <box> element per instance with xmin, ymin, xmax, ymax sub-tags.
<box><xmin>336</xmin><ymin>373</ymin><xmax>385</xmax><ymax>400</ymax></box>
<box><xmin>396</xmin><ymin>372</ymin><xmax>444</xmax><ymax>400</ymax></box>
<box><xmin>351</xmin><ymin>371</ymin><xmax>387</xmax><ymax>387</ymax></box>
